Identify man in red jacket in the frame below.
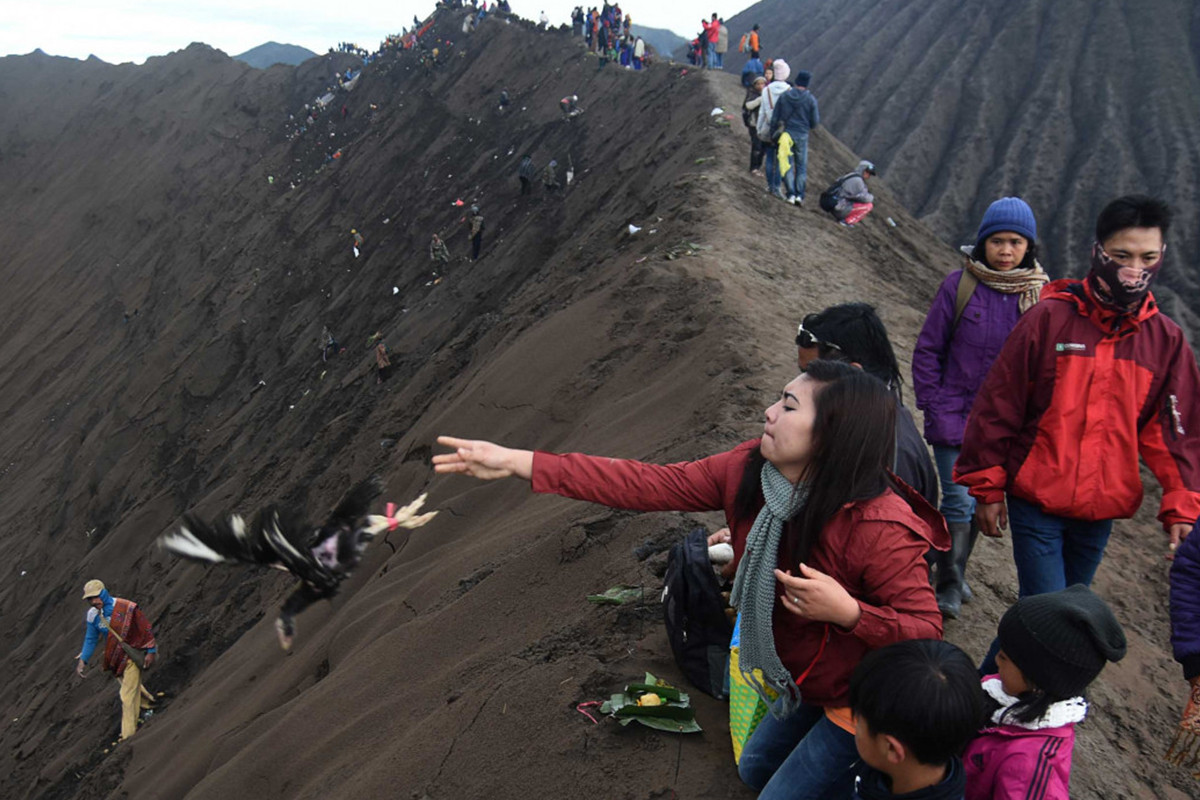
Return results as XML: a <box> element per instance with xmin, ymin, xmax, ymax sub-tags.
<box><xmin>702</xmin><ymin>13</ymin><xmax>720</xmax><ymax>69</ymax></box>
<box><xmin>954</xmin><ymin>195</ymin><xmax>1200</xmax><ymax>670</ymax></box>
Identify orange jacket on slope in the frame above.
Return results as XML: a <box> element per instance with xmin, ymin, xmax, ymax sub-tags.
<box><xmin>954</xmin><ymin>278</ymin><xmax>1200</xmax><ymax>531</ymax></box>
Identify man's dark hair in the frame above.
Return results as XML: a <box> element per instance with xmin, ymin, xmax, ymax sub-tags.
<box><xmin>803</xmin><ymin>303</ymin><xmax>903</xmax><ymax>395</ymax></box>
<box><xmin>1095</xmin><ymin>195</ymin><xmax>1172</xmax><ymax>244</ymax></box>
<box><xmin>849</xmin><ymin>639</ymin><xmax>986</xmax><ymax>766</ymax></box>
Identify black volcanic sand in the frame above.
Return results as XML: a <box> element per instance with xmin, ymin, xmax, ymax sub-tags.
<box><xmin>0</xmin><ymin>12</ymin><xmax>1192</xmax><ymax>800</ymax></box>
<box><xmin>722</xmin><ymin>0</ymin><xmax>1200</xmax><ymax>337</ymax></box>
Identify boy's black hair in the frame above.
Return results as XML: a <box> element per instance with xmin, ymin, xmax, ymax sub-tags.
<box><xmin>802</xmin><ymin>303</ymin><xmax>904</xmax><ymax>396</ymax></box>
<box><xmin>1095</xmin><ymin>195</ymin><xmax>1172</xmax><ymax>244</ymax></box>
<box><xmin>849</xmin><ymin>639</ymin><xmax>986</xmax><ymax>766</ymax></box>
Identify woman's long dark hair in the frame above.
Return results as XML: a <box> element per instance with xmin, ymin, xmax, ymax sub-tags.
<box><xmin>734</xmin><ymin>360</ymin><xmax>896</xmax><ymax>567</ymax></box>
<box><xmin>970</xmin><ymin>237</ymin><xmax>1039</xmax><ymax>271</ymax></box>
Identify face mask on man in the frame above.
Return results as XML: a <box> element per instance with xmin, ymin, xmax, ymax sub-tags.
<box><xmin>1086</xmin><ymin>241</ymin><xmax>1164</xmax><ymax>311</ymax></box>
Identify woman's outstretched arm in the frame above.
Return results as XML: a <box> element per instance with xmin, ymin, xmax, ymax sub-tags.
<box><xmin>433</xmin><ymin>436</ymin><xmax>534</xmax><ymax>481</ymax></box>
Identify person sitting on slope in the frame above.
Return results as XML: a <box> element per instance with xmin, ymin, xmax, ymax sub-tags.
<box><xmin>435</xmin><ymin>361</ymin><xmax>947</xmax><ymax>800</ymax></box>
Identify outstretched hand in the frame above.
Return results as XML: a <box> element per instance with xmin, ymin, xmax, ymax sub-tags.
<box><xmin>433</xmin><ymin>436</ymin><xmax>534</xmax><ymax>481</ymax></box>
<box><xmin>75</xmin><ymin>658</ymin><xmax>87</xmax><ymax>678</ymax></box>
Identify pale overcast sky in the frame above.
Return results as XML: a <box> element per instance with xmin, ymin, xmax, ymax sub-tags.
<box><xmin>3</xmin><ymin>1</ymin><xmax>757</xmax><ymax>64</ymax></box>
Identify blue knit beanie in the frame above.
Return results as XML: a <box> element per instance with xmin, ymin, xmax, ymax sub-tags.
<box><xmin>976</xmin><ymin>197</ymin><xmax>1037</xmax><ymax>245</ymax></box>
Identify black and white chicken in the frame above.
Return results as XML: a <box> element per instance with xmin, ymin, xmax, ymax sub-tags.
<box><xmin>157</xmin><ymin>477</ymin><xmax>436</xmax><ymax>650</ymax></box>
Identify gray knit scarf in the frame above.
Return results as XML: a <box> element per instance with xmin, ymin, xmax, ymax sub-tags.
<box><xmin>730</xmin><ymin>461</ymin><xmax>809</xmax><ymax>718</ymax></box>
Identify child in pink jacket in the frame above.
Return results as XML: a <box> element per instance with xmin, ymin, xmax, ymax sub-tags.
<box><xmin>965</xmin><ymin>586</ymin><xmax>1126</xmax><ymax>800</ymax></box>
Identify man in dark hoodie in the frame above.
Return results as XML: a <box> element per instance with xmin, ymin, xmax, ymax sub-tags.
<box><xmin>769</xmin><ymin>70</ymin><xmax>820</xmax><ymax>206</ymax></box>
<box><xmin>796</xmin><ymin>303</ymin><xmax>939</xmax><ymax>507</ymax></box>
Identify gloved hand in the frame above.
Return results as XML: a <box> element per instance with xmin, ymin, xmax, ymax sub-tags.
<box><xmin>1183</xmin><ymin>676</ymin><xmax>1200</xmax><ymax>733</ymax></box>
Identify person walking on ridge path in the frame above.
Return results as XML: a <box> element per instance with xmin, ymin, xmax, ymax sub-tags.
<box><xmin>769</xmin><ymin>70</ymin><xmax>819</xmax><ymax>206</ymax></box>
<box><xmin>715</xmin><ymin>17</ymin><xmax>729</xmax><ymax>69</ymax></box>
<box><xmin>743</xmin><ymin>75</ymin><xmax>767</xmax><ymax>175</ymax></box>
<box><xmin>756</xmin><ymin>59</ymin><xmax>791</xmax><ymax>200</ymax></box>
<box><xmin>912</xmin><ymin>197</ymin><xmax>1049</xmax><ymax>620</ymax></box>
<box><xmin>75</xmin><ymin>580</ymin><xmax>158</xmax><ymax>742</ymax></box>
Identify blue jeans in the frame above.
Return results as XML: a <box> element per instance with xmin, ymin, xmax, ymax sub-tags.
<box><xmin>933</xmin><ymin>445</ymin><xmax>976</xmax><ymax>524</ymax></box>
<box><xmin>738</xmin><ymin>702</ymin><xmax>858</xmax><ymax>799</ymax></box>
<box><xmin>781</xmin><ymin>133</ymin><xmax>809</xmax><ymax>200</ymax></box>
<box><xmin>979</xmin><ymin>494</ymin><xmax>1114</xmax><ymax>673</ymax></box>
<box><xmin>764</xmin><ymin>147</ymin><xmax>781</xmax><ymax>194</ymax></box>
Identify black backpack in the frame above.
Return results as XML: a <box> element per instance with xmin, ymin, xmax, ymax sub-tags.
<box><xmin>661</xmin><ymin>527</ymin><xmax>733</xmax><ymax>698</ymax></box>
<box><xmin>819</xmin><ymin>173</ymin><xmax>855</xmax><ymax>213</ymax></box>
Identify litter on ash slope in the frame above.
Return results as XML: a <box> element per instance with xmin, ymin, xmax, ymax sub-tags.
<box><xmin>724</xmin><ymin>0</ymin><xmax>1200</xmax><ymax>336</ymax></box>
<box><xmin>0</xmin><ymin>12</ymin><xmax>1190</xmax><ymax>800</ymax></box>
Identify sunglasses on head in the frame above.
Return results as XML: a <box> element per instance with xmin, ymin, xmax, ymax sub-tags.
<box><xmin>795</xmin><ymin>318</ymin><xmax>843</xmax><ymax>352</ymax></box>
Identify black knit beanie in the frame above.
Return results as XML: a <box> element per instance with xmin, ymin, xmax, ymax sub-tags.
<box><xmin>997</xmin><ymin>585</ymin><xmax>1127</xmax><ymax>699</ymax></box>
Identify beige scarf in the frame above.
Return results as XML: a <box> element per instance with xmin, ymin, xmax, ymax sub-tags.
<box><xmin>960</xmin><ymin>246</ymin><xmax>1049</xmax><ymax>314</ymax></box>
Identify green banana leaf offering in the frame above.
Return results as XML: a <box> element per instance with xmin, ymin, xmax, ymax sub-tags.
<box><xmin>599</xmin><ymin>673</ymin><xmax>702</xmax><ymax>733</ymax></box>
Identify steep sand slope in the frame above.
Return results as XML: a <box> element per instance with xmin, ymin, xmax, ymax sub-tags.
<box><xmin>0</xmin><ymin>14</ymin><xmax>1192</xmax><ymax>800</ymax></box>
<box><xmin>723</xmin><ymin>0</ymin><xmax>1200</xmax><ymax>336</ymax></box>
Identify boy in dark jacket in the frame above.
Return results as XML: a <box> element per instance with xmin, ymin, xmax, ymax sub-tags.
<box><xmin>849</xmin><ymin>639</ymin><xmax>984</xmax><ymax>799</ymax></box>
<box><xmin>956</xmin><ymin>196</ymin><xmax>1200</xmax><ymax>673</ymax></box>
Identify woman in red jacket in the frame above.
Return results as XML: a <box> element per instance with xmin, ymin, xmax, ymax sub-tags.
<box><xmin>434</xmin><ymin>361</ymin><xmax>946</xmax><ymax>799</ymax></box>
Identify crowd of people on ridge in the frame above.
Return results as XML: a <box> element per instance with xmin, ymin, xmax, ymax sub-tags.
<box><xmin>737</xmin><ymin>34</ymin><xmax>878</xmax><ymax>227</ymax></box>
<box><xmin>572</xmin><ymin>4</ymin><xmax>650</xmax><ymax>70</ymax></box>
<box><xmin>66</xmin><ymin>4</ymin><xmax>1200</xmax><ymax>799</ymax></box>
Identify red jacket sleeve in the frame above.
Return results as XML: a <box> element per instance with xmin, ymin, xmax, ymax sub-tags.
<box><xmin>842</xmin><ymin>521</ymin><xmax>943</xmax><ymax>647</ymax></box>
<box><xmin>1139</xmin><ymin>328</ymin><xmax>1200</xmax><ymax>530</ymax></box>
<box><xmin>531</xmin><ymin>449</ymin><xmax>736</xmax><ymax>513</ymax></box>
<box><xmin>954</xmin><ymin>306</ymin><xmax>1044</xmax><ymax>503</ymax></box>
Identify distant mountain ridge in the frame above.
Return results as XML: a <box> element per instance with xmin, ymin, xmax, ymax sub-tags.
<box><xmin>233</xmin><ymin>41</ymin><xmax>318</xmax><ymax>69</ymax></box>
<box><xmin>723</xmin><ymin>0</ymin><xmax>1200</xmax><ymax>335</ymax></box>
<box><xmin>629</xmin><ymin>25</ymin><xmax>686</xmax><ymax>56</ymax></box>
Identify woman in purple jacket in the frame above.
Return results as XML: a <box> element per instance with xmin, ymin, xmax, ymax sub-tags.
<box><xmin>912</xmin><ymin>198</ymin><xmax>1049</xmax><ymax>619</ymax></box>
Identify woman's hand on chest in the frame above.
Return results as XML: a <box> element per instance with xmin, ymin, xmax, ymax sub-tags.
<box><xmin>774</xmin><ymin>564</ymin><xmax>862</xmax><ymax>629</ymax></box>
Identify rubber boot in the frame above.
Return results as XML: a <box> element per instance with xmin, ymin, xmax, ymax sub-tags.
<box><xmin>936</xmin><ymin>522</ymin><xmax>973</xmax><ymax>619</ymax></box>
<box><xmin>956</xmin><ymin>520</ymin><xmax>980</xmax><ymax>605</ymax></box>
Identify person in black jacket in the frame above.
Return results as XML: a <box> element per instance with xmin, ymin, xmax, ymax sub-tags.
<box><xmin>517</xmin><ymin>154</ymin><xmax>536</xmax><ymax>194</ymax></box>
<box><xmin>795</xmin><ymin>303</ymin><xmax>938</xmax><ymax>508</ymax></box>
